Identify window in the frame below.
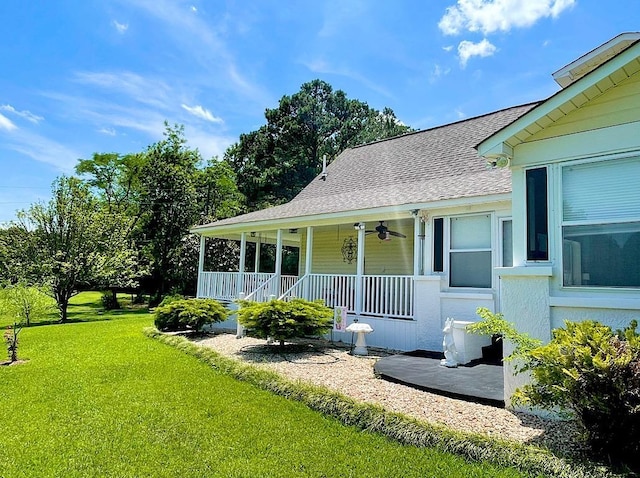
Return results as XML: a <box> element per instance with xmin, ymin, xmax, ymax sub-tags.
<box><xmin>433</xmin><ymin>218</ymin><xmax>444</xmax><ymax>272</ymax></box>
<box><xmin>449</xmin><ymin>214</ymin><xmax>492</xmax><ymax>288</ymax></box>
<box><xmin>562</xmin><ymin>156</ymin><xmax>640</xmax><ymax>287</ymax></box>
<box><xmin>501</xmin><ymin>219</ymin><xmax>513</xmax><ymax>267</ymax></box>
<box><xmin>526</xmin><ymin>167</ymin><xmax>548</xmax><ymax>260</ymax></box>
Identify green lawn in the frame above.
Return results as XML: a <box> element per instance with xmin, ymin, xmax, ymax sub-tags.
<box><xmin>0</xmin><ymin>292</ymin><xmax>529</xmax><ymax>477</ymax></box>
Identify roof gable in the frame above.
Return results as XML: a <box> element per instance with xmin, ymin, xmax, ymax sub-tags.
<box><xmin>553</xmin><ymin>32</ymin><xmax>640</xmax><ymax>88</ymax></box>
<box><xmin>478</xmin><ymin>35</ymin><xmax>640</xmax><ymax>159</ymax></box>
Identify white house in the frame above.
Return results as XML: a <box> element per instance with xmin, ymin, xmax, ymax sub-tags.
<box><xmin>192</xmin><ymin>104</ymin><xmax>536</xmax><ymax>352</ymax></box>
<box><xmin>193</xmin><ymin>32</ymin><xmax>640</xmax><ymax>403</ymax></box>
<box><xmin>478</xmin><ymin>32</ymin><xmax>640</xmax><ymax>402</ymax></box>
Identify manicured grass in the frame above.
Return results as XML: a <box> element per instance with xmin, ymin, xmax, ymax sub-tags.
<box><xmin>0</xmin><ymin>292</ymin><xmax>529</xmax><ymax>477</ymax></box>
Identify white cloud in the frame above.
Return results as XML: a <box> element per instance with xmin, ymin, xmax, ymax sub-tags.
<box><xmin>304</xmin><ymin>58</ymin><xmax>393</xmax><ymax>98</ymax></box>
<box><xmin>0</xmin><ymin>113</ymin><xmax>17</xmax><ymax>131</ymax></box>
<box><xmin>113</xmin><ymin>20</ymin><xmax>129</xmax><ymax>33</ymax></box>
<box><xmin>181</xmin><ymin>104</ymin><xmax>223</xmax><ymax>123</ymax></box>
<box><xmin>2</xmin><ymin>128</ymin><xmax>81</xmax><ymax>171</ymax></box>
<box><xmin>442</xmin><ymin>45</ymin><xmax>454</xmax><ymax>52</ymax></box>
<box><xmin>74</xmin><ymin>71</ymin><xmax>171</xmax><ymax>109</ymax></box>
<box><xmin>429</xmin><ymin>64</ymin><xmax>451</xmax><ymax>83</ymax></box>
<box><xmin>439</xmin><ymin>0</ymin><xmax>576</xmax><ymax>35</ymax></box>
<box><xmin>1</xmin><ymin>104</ymin><xmax>44</xmax><ymax>124</ymax></box>
<box><xmin>98</xmin><ymin>127</ymin><xmax>117</xmax><ymax>136</ymax></box>
<box><xmin>114</xmin><ymin>0</ymin><xmax>269</xmax><ymax>105</ymax></box>
<box><xmin>458</xmin><ymin>38</ymin><xmax>497</xmax><ymax>67</ymax></box>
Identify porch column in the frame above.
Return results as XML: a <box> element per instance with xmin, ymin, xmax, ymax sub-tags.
<box><xmin>304</xmin><ymin>226</ymin><xmax>313</xmax><ymax>298</ymax></box>
<box><xmin>412</xmin><ymin>211</ymin><xmax>422</xmax><ymax>276</ymax></box>
<box><xmin>254</xmin><ymin>235</ymin><xmax>261</xmax><ymax>272</ymax></box>
<box><xmin>237</xmin><ymin>232</ymin><xmax>247</xmax><ymax>295</ymax></box>
<box><xmin>355</xmin><ymin>222</ymin><xmax>365</xmax><ymax>316</ymax></box>
<box><xmin>275</xmin><ymin>229</ymin><xmax>283</xmax><ymax>296</ymax></box>
<box><xmin>197</xmin><ymin>235</ymin><xmax>205</xmax><ymax>297</ymax></box>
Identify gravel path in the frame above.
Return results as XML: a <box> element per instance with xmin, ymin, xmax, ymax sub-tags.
<box><xmin>192</xmin><ymin>332</ymin><xmax>583</xmax><ymax>457</ymax></box>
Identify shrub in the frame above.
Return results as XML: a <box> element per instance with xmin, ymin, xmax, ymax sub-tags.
<box><xmin>3</xmin><ymin>323</ymin><xmax>22</xmax><ymax>362</ymax></box>
<box><xmin>101</xmin><ymin>291</ymin><xmax>120</xmax><ymax>310</ymax></box>
<box><xmin>154</xmin><ymin>298</ymin><xmax>228</xmax><ymax>332</ymax></box>
<box><xmin>513</xmin><ymin>320</ymin><xmax>640</xmax><ymax>466</ymax></box>
<box><xmin>470</xmin><ymin>308</ymin><xmax>640</xmax><ymax>468</ymax></box>
<box><xmin>237</xmin><ymin>299</ymin><xmax>333</xmax><ymax>347</ymax></box>
<box><xmin>158</xmin><ymin>294</ymin><xmax>185</xmax><ymax>307</ymax></box>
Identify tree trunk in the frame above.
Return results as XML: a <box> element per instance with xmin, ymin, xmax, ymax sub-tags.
<box><xmin>59</xmin><ymin>299</ymin><xmax>69</xmax><ymax>323</ymax></box>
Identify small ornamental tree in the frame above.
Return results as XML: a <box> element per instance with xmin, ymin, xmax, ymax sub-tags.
<box><xmin>3</xmin><ymin>322</ymin><xmax>22</xmax><ymax>363</ymax></box>
<box><xmin>237</xmin><ymin>298</ymin><xmax>333</xmax><ymax>347</ymax></box>
<box><xmin>0</xmin><ymin>282</ymin><xmax>56</xmax><ymax>326</ymax></box>
<box><xmin>154</xmin><ymin>298</ymin><xmax>228</xmax><ymax>332</ymax></box>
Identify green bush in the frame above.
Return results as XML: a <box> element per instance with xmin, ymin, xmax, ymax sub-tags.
<box><xmin>158</xmin><ymin>294</ymin><xmax>185</xmax><ymax>307</ymax></box>
<box><xmin>101</xmin><ymin>291</ymin><xmax>120</xmax><ymax>310</ymax></box>
<box><xmin>513</xmin><ymin>320</ymin><xmax>640</xmax><ymax>466</ymax></box>
<box><xmin>470</xmin><ymin>308</ymin><xmax>640</xmax><ymax>468</ymax></box>
<box><xmin>237</xmin><ymin>299</ymin><xmax>333</xmax><ymax>347</ymax></box>
<box><xmin>154</xmin><ymin>298</ymin><xmax>228</xmax><ymax>332</ymax></box>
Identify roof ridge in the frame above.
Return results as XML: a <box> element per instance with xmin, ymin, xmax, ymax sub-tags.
<box><xmin>350</xmin><ymin>100</ymin><xmax>542</xmax><ymax>150</ymax></box>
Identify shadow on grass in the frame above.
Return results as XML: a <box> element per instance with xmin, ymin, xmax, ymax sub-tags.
<box><xmin>20</xmin><ymin>305</ymin><xmax>151</xmax><ymax>328</ymax></box>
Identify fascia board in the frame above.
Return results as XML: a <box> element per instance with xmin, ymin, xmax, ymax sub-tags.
<box><xmin>477</xmin><ymin>41</ymin><xmax>640</xmax><ymax>157</ymax></box>
<box><xmin>190</xmin><ymin>193</ymin><xmax>512</xmax><ymax>237</ymax></box>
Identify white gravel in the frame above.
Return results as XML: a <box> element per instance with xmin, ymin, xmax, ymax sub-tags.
<box><xmin>191</xmin><ymin>331</ymin><xmax>583</xmax><ymax>456</ymax></box>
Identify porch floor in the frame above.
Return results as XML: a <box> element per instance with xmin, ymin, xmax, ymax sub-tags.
<box><xmin>374</xmin><ymin>351</ymin><xmax>504</xmax><ymax>407</ymax></box>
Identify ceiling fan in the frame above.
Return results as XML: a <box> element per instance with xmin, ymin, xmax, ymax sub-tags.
<box><xmin>365</xmin><ymin>221</ymin><xmax>406</xmax><ymax>241</ymax></box>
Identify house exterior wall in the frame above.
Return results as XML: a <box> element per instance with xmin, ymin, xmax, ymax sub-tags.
<box><xmin>500</xmin><ymin>69</ymin><xmax>640</xmax><ymax>404</ymax></box>
<box><xmin>298</xmin><ymin>221</ymin><xmax>415</xmax><ymax>276</ymax></box>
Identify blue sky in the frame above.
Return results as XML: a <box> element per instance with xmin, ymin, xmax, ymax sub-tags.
<box><xmin>0</xmin><ymin>0</ymin><xmax>637</xmax><ymax>224</ymax></box>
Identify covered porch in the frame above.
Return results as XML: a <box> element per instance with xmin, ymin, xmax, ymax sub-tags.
<box><xmin>195</xmin><ymin>213</ymin><xmax>425</xmax><ymax>348</ymax></box>
<box><xmin>194</xmin><ymin>202</ymin><xmax>507</xmax><ymax>352</ymax></box>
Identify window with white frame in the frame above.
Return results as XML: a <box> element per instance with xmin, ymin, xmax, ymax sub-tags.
<box><xmin>562</xmin><ymin>156</ymin><xmax>640</xmax><ymax>288</ymax></box>
<box><xmin>501</xmin><ymin>218</ymin><xmax>513</xmax><ymax>267</ymax></box>
<box><xmin>449</xmin><ymin>214</ymin><xmax>492</xmax><ymax>288</ymax></box>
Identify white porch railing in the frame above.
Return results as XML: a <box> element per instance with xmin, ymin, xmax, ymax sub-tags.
<box><xmin>280</xmin><ymin>274</ymin><xmax>357</xmax><ymax>311</ymax></box>
<box><xmin>198</xmin><ymin>271</ymin><xmax>298</xmax><ymax>302</ymax></box>
<box><xmin>197</xmin><ymin>272</ymin><xmax>239</xmax><ymax>301</ymax></box>
<box><xmin>362</xmin><ymin>275</ymin><xmax>414</xmax><ymax>319</ymax></box>
<box><xmin>280</xmin><ymin>273</ymin><xmax>413</xmax><ymax>319</ymax></box>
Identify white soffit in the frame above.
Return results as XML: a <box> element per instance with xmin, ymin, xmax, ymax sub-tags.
<box><xmin>553</xmin><ymin>32</ymin><xmax>640</xmax><ymax>88</ymax></box>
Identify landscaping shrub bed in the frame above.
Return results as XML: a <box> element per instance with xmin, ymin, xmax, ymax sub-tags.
<box><xmin>144</xmin><ymin>327</ymin><xmax>619</xmax><ymax>478</ymax></box>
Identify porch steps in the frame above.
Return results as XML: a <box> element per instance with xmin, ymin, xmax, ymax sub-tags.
<box><xmin>374</xmin><ymin>352</ymin><xmax>504</xmax><ymax>407</ymax></box>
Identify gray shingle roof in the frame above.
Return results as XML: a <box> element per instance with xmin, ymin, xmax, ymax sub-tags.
<box><xmin>194</xmin><ymin>103</ymin><xmax>538</xmax><ymax>230</ymax></box>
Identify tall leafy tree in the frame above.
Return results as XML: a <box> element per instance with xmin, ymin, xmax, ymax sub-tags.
<box><xmin>225</xmin><ymin>79</ymin><xmax>411</xmax><ymax>210</ymax></box>
<box><xmin>16</xmin><ymin>176</ymin><xmax>133</xmax><ymax>321</ymax></box>
<box><xmin>138</xmin><ymin>123</ymin><xmax>200</xmax><ymax>302</ymax></box>
<box><xmin>195</xmin><ymin>159</ymin><xmax>244</xmax><ymax>224</ymax></box>
<box><xmin>75</xmin><ymin>152</ymin><xmax>148</xmax><ymax>301</ymax></box>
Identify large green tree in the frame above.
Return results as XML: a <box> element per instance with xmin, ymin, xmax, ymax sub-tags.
<box><xmin>225</xmin><ymin>79</ymin><xmax>411</xmax><ymax>210</ymax></box>
<box><xmin>138</xmin><ymin>124</ymin><xmax>201</xmax><ymax>302</ymax></box>
<box><xmin>16</xmin><ymin>177</ymin><xmax>134</xmax><ymax>321</ymax></box>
